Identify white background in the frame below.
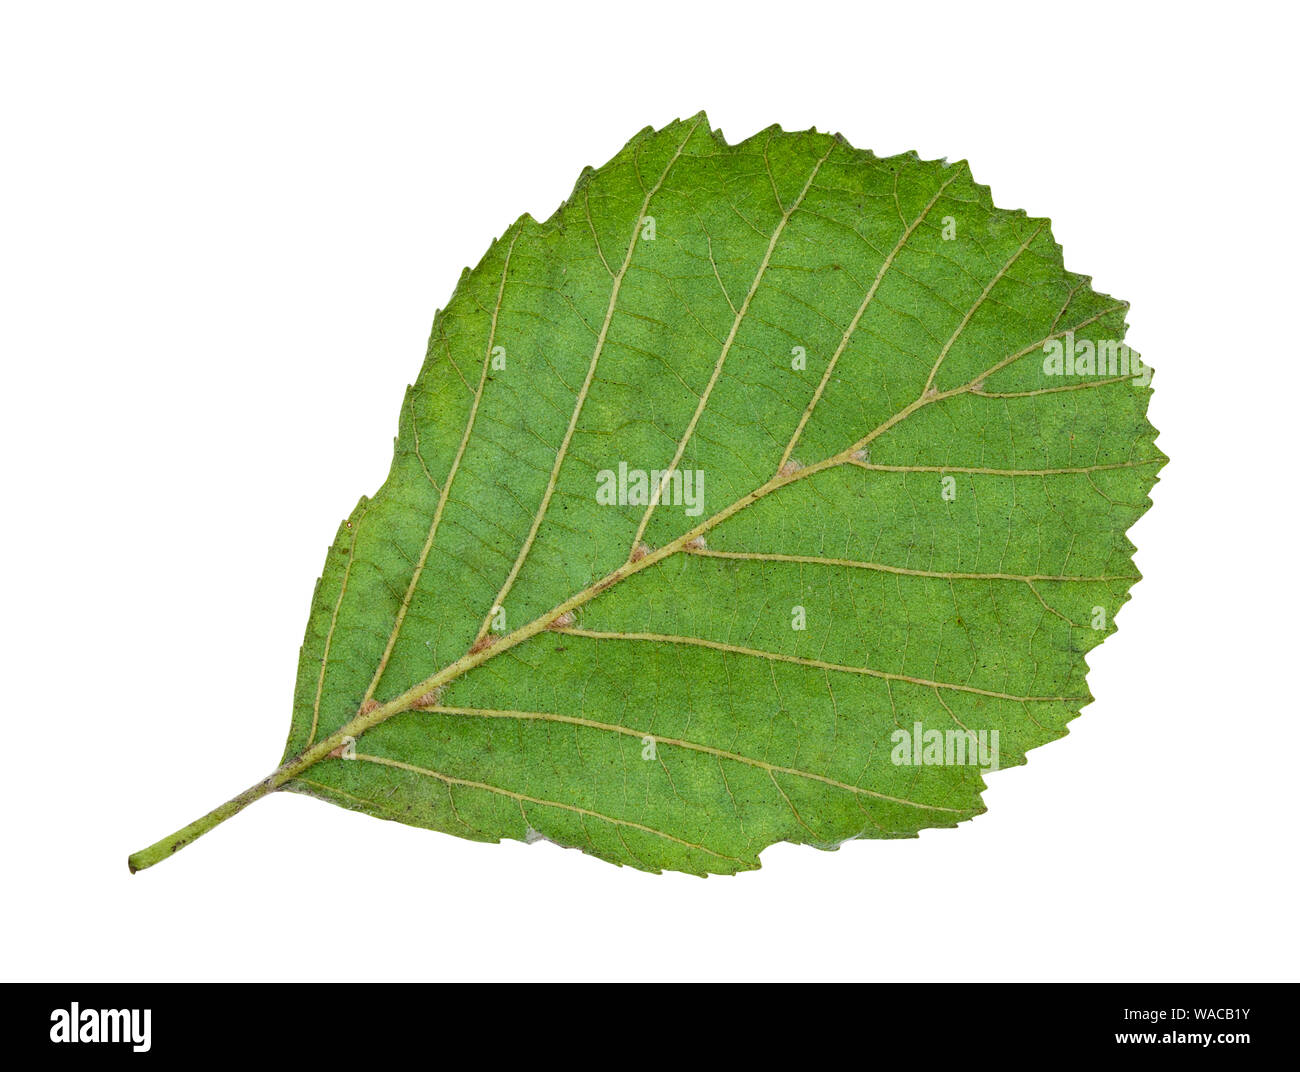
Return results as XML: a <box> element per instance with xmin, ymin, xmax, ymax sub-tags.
<box><xmin>3</xmin><ymin>1</ymin><xmax>1296</xmax><ymax>982</ymax></box>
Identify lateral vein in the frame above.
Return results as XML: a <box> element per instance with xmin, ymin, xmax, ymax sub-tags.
<box><xmin>777</xmin><ymin>165</ymin><xmax>965</xmax><ymax>473</ymax></box>
<box><xmin>352</xmin><ymin>752</ymin><xmax>745</xmax><ymax>863</ymax></box>
<box><xmin>681</xmin><ymin>546</ymin><xmax>1139</xmax><ymax>583</ymax></box>
<box><xmin>361</xmin><ymin>229</ymin><xmax>521</xmax><ymax>705</ymax></box>
<box><xmin>412</xmin><ymin>705</ymin><xmax>969</xmax><ymax>813</ymax></box>
<box><xmin>629</xmin><ymin>140</ymin><xmax>835</xmax><ymax>558</ymax></box>
<box><xmin>551</xmin><ymin>627</ymin><xmax>1082</xmax><ymax>702</ymax></box>
<box><xmin>476</xmin><ymin>117</ymin><xmax>703</xmax><ymax>640</ymax></box>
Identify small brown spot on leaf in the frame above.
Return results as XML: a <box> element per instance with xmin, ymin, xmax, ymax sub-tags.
<box><xmin>593</xmin><ymin>570</ymin><xmax>621</xmax><ymax>593</ymax></box>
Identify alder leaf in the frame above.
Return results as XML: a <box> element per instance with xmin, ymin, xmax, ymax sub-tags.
<box><xmin>130</xmin><ymin>114</ymin><xmax>1163</xmax><ymax>876</ymax></box>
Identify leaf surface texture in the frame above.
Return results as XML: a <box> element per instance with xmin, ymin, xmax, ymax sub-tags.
<box><xmin>278</xmin><ymin>115</ymin><xmax>1161</xmax><ymax>875</ymax></box>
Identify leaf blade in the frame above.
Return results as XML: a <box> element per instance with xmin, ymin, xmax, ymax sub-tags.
<box><xmin>136</xmin><ymin>114</ymin><xmax>1162</xmax><ymax>876</ymax></box>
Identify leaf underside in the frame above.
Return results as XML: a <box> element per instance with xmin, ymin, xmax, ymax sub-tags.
<box><xmin>279</xmin><ymin>113</ymin><xmax>1162</xmax><ymax>876</ymax></box>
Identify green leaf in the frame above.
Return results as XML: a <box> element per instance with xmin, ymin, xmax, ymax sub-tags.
<box><xmin>130</xmin><ymin>114</ymin><xmax>1163</xmax><ymax>876</ymax></box>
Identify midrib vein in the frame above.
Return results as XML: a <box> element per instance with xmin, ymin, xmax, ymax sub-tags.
<box><xmin>971</xmin><ymin>375</ymin><xmax>1135</xmax><ymax>399</ymax></box>
<box><xmin>474</xmin><ymin>117</ymin><xmax>703</xmax><ymax>643</ymax></box>
<box><xmin>130</xmin><ymin>140</ymin><xmax>1149</xmax><ymax>874</ymax></box>
<box><xmin>953</xmin><ymin>303</ymin><xmax>1128</xmax><ymax>396</ymax></box>
<box><xmin>318</xmin><ymin>304</ymin><xmax>1121</xmax><ymax>761</ymax></box>
<box><xmin>843</xmin><ymin>303</ymin><xmax>1130</xmax><ymax>457</ymax></box>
